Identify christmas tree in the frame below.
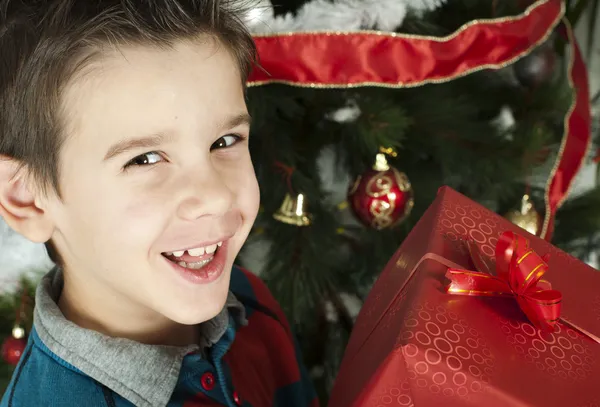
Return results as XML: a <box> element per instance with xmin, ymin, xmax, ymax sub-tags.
<box><xmin>0</xmin><ymin>0</ymin><xmax>599</xmax><ymax>402</ymax></box>
<box><xmin>237</xmin><ymin>0</ymin><xmax>599</xmax><ymax>402</ymax></box>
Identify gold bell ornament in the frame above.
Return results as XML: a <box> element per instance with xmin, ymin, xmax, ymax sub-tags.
<box><xmin>503</xmin><ymin>194</ymin><xmax>541</xmax><ymax>236</ymax></box>
<box><xmin>273</xmin><ymin>192</ymin><xmax>311</xmax><ymax>226</ymax></box>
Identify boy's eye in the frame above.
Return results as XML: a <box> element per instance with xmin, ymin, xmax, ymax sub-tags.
<box><xmin>211</xmin><ymin>134</ymin><xmax>241</xmax><ymax>151</ymax></box>
<box><xmin>124</xmin><ymin>151</ymin><xmax>163</xmax><ymax>168</ymax></box>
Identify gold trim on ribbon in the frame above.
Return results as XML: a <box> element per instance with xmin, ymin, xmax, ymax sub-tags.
<box><xmin>447</xmin><ymin>270</ymin><xmax>496</xmax><ymax>279</ymax></box>
<box><xmin>540</xmin><ymin>17</ymin><xmax>593</xmax><ymax>238</ymax></box>
<box><xmin>248</xmin><ymin>0</ymin><xmax>564</xmax><ymax>89</ymax></box>
<box><xmin>522</xmin><ymin>263</ymin><xmax>546</xmax><ymax>288</ymax></box>
<box><xmin>517</xmin><ymin>250</ymin><xmax>534</xmax><ymax>264</ymax></box>
<box><xmin>447</xmin><ymin>287</ymin><xmax>512</xmax><ymax>296</ymax></box>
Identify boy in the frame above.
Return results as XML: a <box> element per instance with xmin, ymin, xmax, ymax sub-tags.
<box><xmin>0</xmin><ymin>1</ymin><xmax>317</xmax><ymax>406</ymax></box>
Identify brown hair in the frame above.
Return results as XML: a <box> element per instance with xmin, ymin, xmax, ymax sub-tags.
<box><xmin>0</xmin><ymin>0</ymin><xmax>257</xmax><ymax>265</ymax></box>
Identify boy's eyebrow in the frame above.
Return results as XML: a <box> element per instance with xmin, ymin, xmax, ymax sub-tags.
<box><xmin>103</xmin><ymin>113</ymin><xmax>251</xmax><ymax>161</ymax></box>
<box><xmin>104</xmin><ymin>133</ymin><xmax>168</xmax><ymax>161</ymax></box>
<box><xmin>222</xmin><ymin>112</ymin><xmax>252</xmax><ymax>129</ymax></box>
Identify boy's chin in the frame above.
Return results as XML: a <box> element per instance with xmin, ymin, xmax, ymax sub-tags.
<box><xmin>161</xmin><ymin>289</ymin><xmax>230</xmax><ymax>326</ymax></box>
<box><xmin>154</xmin><ymin>256</ymin><xmax>234</xmax><ymax>325</ymax></box>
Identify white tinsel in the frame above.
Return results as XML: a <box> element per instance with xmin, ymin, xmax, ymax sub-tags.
<box><xmin>492</xmin><ymin>105</ymin><xmax>516</xmax><ymax>132</ymax></box>
<box><xmin>324</xmin><ymin>300</ymin><xmax>338</xmax><ymax>322</ymax></box>
<box><xmin>325</xmin><ymin>100</ymin><xmax>361</xmax><ymax>123</ymax></box>
<box><xmin>323</xmin><ymin>293</ymin><xmax>362</xmax><ymax>322</ymax></box>
<box><xmin>245</xmin><ymin>0</ymin><xmax>446</xmax><ymax>34</ymax></box>
<box><xmin>316</xmin><ymin>146</ymin><xmax>353</xmax><ymax>208</ymax></box>
<box><xmin>339</xmin><ymin>292</ymin><xmax>362</xmax><ymax>319</ymax></box>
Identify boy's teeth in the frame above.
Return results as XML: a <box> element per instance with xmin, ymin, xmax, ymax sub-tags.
<box><xmin>169</xmin><ymin>241</ymin><xmax>223</xmax><ymax>258</ymax></box>
<box><xmin>187</xmin><ymin>247</ymin><xmax>205</xmax><ymax>256</ymax></box>
<box><xmin>177</xmin><ymin>258</ymin><xmax>213</xmax><ymax>269</ymax></box>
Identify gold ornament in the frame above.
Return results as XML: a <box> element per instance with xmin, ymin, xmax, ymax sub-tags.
<box><xmin>273</xmin><ymin>192</ymin><xmax>311</xmax><ymax>226</ymax></box>
<box><xmin>504</xmin><ymin>194</ymin><xmax>541</xmax><ymax>236</ymax></box>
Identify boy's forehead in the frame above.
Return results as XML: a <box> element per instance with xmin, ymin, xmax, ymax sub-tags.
<box><xmin>60</xmin><ymin>40</ymin><xmax>245</xmax><ymax>149</ymax></box>
<box><xmin>65</xmin><ymin>39</ymin><xmax>240</xmax><ymax>105</ymax></box>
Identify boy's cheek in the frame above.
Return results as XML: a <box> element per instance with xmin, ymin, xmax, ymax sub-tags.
<box><xmin>238</xmin><ymin>172</ymin><xmax>260</xmax><ymax>216</ymax></box>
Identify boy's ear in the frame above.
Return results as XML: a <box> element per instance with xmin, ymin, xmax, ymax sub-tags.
<box><xmin>0</xmin><ymin>156</ymin><xmax>54</xmax><ymax>243</ymax></box>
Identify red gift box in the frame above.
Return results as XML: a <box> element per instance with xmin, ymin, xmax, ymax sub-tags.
<box><xmin>329</xmin><ymin>187</ymin><xmax>600</xmax><ymax>407</ymax></box>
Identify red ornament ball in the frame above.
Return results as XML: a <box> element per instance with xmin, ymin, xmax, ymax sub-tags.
<box><xmin>514</xmin><ymin>45</ymin><xmax>556</xmax><ymax>88</ymax></box>
<box><xmin>348</xmin><ymin>154</ymin><xmax>414</xmax><ymax>230</ymax></box>
<box><xmin>2</xmin><ymin>336</ymin><xmax>26</xmax><ymax>366</ymax></box>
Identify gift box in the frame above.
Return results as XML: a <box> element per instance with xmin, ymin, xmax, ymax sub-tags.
<box><xmin>329</xmin><ymin>187</ymin><xmax>600</xmax><ymax>407</ymax></box>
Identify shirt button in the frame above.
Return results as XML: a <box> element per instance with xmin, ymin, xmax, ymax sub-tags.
<box><xmin>201</xmin><ymin>372</ymin><xmax>216</xmax><ymax>391</ymax></box>
<box><xmin>233</xmin><ymin>391</ymin><xmax>241</xmax><ymax>405</ymax></box>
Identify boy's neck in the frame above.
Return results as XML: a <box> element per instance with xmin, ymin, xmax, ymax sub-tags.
<box><xmin>57</xmin><ymin>271</ymin><xmax>199</xmax><ymax>347</ymax></box>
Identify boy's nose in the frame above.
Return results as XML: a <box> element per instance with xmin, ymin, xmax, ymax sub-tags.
<box><xmin>176</xmin><ymin>170</ymin><xmax>234</xmax><ymax>220</ymax></box>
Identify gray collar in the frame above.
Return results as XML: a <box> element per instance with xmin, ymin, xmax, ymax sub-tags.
<box><xmin>33</xmin><ymin>268</ymin><xmax>246</xmax><ymax>407</ymax></box>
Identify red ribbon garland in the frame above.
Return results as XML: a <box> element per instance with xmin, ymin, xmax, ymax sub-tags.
<box><xmin>446</xmin><ymin>231</ymin><xmax>562</xmax><ymax>331</ymax></box>
<box><xmin>248</xmin><ymin>0</ymin><xmax>591</xmax><ymax>242</ymax></box>
<box><xmin>248</xmin><ymin>0</ymin><xmax>563</xmax><ymax>87</ymax></box>
<box><xmin>540</xmin><ymin>21</ymin><xmax>591</xmax><ymax>240</ymax></box>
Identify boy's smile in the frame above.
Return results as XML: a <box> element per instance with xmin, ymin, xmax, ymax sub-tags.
<box><xmin>33</xmin><ymin>38</ymin><xmax>259</xmax><ymax>342</ymax></box>
<box><xmin>161</xmin><ymin>239</ymin><xmax>229</xmax><ymax>283</ymax></box>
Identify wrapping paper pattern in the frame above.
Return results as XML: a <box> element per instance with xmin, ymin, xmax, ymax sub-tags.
<box><xmin>329</xmin><ymin>187</ymin><xmax>600</xmax><ymax>407</ymax></box>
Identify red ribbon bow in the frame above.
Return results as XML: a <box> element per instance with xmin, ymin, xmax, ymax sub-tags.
<box><xmin>446</xmin><ymin>231</ymin><xmax>562</xmax><ymax>331</ymax></box>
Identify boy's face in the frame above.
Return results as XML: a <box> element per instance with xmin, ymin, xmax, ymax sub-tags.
<box><xmin>44</xmin><ymin>39</ymin><xmax>259</xmax><ymax>325</ymax></box>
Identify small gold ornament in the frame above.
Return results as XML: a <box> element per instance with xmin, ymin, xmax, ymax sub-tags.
<box><xmin>273</xmin><ymin>192</ymin><xmax>311</xmax><ymax>226</ymax></box>
<box><xmin>504</xmin><ymin>194</ymin><xmax>541</xmax><ymax>236</ymax></box>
